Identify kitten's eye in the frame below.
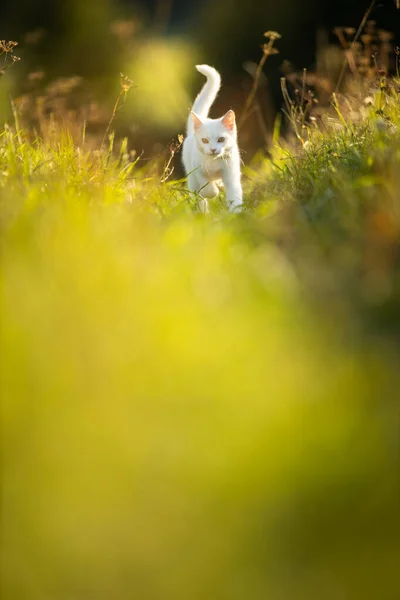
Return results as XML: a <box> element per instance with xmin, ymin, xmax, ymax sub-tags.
<box><xmin>218</xmin><ymin>137</ymin><xmax>225</xmax><ymax>143</ymax></box>
<box><xmin>201</xmin><ymin>138</ymin><xmax>209</xmax><ymax>144</ymax></box>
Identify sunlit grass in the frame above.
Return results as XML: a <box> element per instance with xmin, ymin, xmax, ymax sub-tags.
<box><xmin>1</xmin><ymin>76</ymin><xmax>400</xmax><ymax>599</ymax></box>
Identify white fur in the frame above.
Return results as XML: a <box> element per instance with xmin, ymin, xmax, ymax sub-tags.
<box><xmin>182</xmin><ymin>65</ymin><xmax>243</xmax><ymax>213</ymax></box>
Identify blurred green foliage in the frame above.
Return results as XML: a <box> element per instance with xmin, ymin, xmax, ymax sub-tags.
<box><xmin>1</xmin><ymin>71</ymin><xmax>400</xmax><ymax>599</ymax></box>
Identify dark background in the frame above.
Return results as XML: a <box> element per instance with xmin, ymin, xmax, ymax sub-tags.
<box><xmin>1</xmin><ymin>0</ymin><xmax>398</xmax><ymax>72</ymax></box>
<box><xmin>1</xmin><ymin>0</ymin><xmax>399</xmax><ymax>154</ymax></box>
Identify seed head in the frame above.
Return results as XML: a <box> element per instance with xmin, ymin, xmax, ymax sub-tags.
<box><xmin>120</xmin><ymin>73</ymin><xmax>134</xmax><ymax>93</ymax></box>
<box><xmin>264</xmin><ymin>31</ymin><xmax>281</xmax><ymax>41</ymax></box>
<box><xmin>0</xmin><ymin>40</ymin><xmax>18</xmax><ymax>53</ymax></box>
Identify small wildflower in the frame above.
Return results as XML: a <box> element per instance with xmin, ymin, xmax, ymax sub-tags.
<box><xmin>0</xmin><ymin>40</ymin><xmax>18</xmax><ymax>52</ymax></box>
<box><xmin>0</xmin><ymin>40</ymin><xmax>20</xmax><ymax>74</ymax></box>
<box><xmin>120</xmin><ymin>73</ymin><xmax>134</xmax><ymax>93</ymax></box>
<box><xmin>264</xmin><ymin>31</ymin><xmax>281</xmax><ymax>41</ymax></box>
<box><xmin>261</xmin><ymin>44</ymin><xmax>278</xmax><ymax>55</ymax></box>
<box><xmin>261</xmin><ymin>44</ymin><xmax>279</xmax><ymax>56</ymax></box>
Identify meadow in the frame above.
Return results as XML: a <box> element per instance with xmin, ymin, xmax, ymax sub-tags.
<box><xmin>1</xmin><ymin>26</ymin><xmax>400</xmax><ymax>600</ymax></box>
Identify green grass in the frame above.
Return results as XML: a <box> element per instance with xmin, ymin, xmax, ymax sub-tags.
<box><xmin>1</xmin><ymin>83</ymin><xmax>400</xmax><ymax>599</ymax></box>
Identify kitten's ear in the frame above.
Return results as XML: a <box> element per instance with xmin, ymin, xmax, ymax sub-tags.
<box><xmin>221</xmin><ymin>110</ymin><xmax>236</xmax><ymax>131</ymax></box>
<box><xmin>191</xmin><ymin>111</ymin><xmax>203</xmax><ymax>131</ymax></box>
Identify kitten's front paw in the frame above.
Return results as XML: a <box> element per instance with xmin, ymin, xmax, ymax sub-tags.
<box><xmin>198</xmin><ymin>198</ymin><xmax>210</xmax><ymax>214</ymax></box>
<box><xmin>228</xmin><ymin>201</ymin><xmax>243</xmax><ymax>214</ymax></box>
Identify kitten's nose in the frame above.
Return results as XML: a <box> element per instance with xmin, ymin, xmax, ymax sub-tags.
<box><xmin>210</xmin><ymin>148</ymin><xmax>217</xmax><ymax>154</ymax></box>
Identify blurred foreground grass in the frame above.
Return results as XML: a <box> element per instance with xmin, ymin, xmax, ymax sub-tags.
<box><xmin>1</xmin><ymin>81</ymin><xmax>400</xmax><ymax>599</ymax></box>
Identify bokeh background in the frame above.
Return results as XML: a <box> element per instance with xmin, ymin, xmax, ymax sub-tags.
<box><xmin>1</xmin><ymin>3</ymin><xmax>400</xmax><ymax>600</ymax></box>
<box><xmin>1</xmin><ymin>0</ymin><xmax>399</xmax><ymax>156</ymax></box>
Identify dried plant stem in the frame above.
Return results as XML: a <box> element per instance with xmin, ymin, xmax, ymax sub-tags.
<box><xmin>335</xmin><ymin>0</ymin><xmax>377</xmax><ymax>93</ymax></box>
<box><xmin>0</xmin><ymin>40</ymin><xmax>20</xmax><ymax>75</ymax></box>
<box><xmin>238</xmin><ymin>53</ymin><xmax>269</xmax><ymax>130</ymax></box>
<box><xmin>161</xmin><ymin>135</ymin><xmax>183</xmax><ymax>183</ymax></box>
<box><xmin>160</xmin><ymin>152</ymin><xmax>175</xmax><ymax>183</ymax></box>
<box><xmin>238</xmin><ymin>32</ymin><xmax>281</xmax><ymax>130</ymax></box>
<box><xmin>254</xmin><ymin>99</ymin><xmax>270</xmax><ymax>146</ymax></box>
<box><xmin>101</xmin><ymin>89</ymin><xmax>126</xmax><ymax>150</ymax></box>
<box><xmin>281</xmin><ymin>77</ymin><xmax>303</xmax><ymax>143</ymax></box>
<box><xmin>100</xmin><ymin>74</ymin><xmax>133</xmax><ymax>151</ymax></box>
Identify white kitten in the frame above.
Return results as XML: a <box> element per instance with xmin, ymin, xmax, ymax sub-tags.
<box><xmin>182</xmin><ymin>65</ymin><xmax>243</xmax><ymax>213</ymax></box>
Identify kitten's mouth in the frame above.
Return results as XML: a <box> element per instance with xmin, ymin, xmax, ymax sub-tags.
<box><xmin>199</xmin><ymin>147</ymin><xmax>224</xmax><ymax>159</ymax></box>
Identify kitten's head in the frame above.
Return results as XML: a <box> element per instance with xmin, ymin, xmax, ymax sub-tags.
<box><xmin>191</xmin><ymin>110</ymin><xmax>236</xmax><ymax>158</ymax></box>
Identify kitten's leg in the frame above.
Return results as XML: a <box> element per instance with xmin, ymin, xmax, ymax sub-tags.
<box><xmin>222</xmin><ymin>173</ymin><xmax>243</xmax><ymax>212</ymax></box>
<box><xmin>199</xmin><ymin>198</ymin><xmax>209</xmax><ymax>214</ymax></box>
<box><xmin>187</xmin><ymin>173</ymin><xmax>198</xmax><ymax>194</ymax></box>
<box><xmin>222</xmin><ymin>153</ymin><xmax>243</xmax><ymax>212</ymax></box>
<box><xmin>187</xmin><ymin>173</ymin><xmax>208</xmax><ymax>213</ymax></box>
<box><xmin>194</xmin><ymin>175</ymin><xmax>220</xmax><ymax>214</ymax></box>
<box><xmin>199</xmin><ymin>181</ymin><xmax>219</xmax><ymax>198</ymax></box>
<box><xmin>199</xmin><ymin>181</ymin><xmax>220</xmax><ymax>214</ymax></box>
<box><xmin>187</xmin><ymin>171</ymin><xmax>219</xmax><ymax>198</ymax></box>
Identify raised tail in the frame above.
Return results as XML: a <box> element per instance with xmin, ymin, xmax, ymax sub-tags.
<box><xmin>187</xmin><ymin>65</ymin><xmax>221</xmax><ymax>134</ymax></box>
